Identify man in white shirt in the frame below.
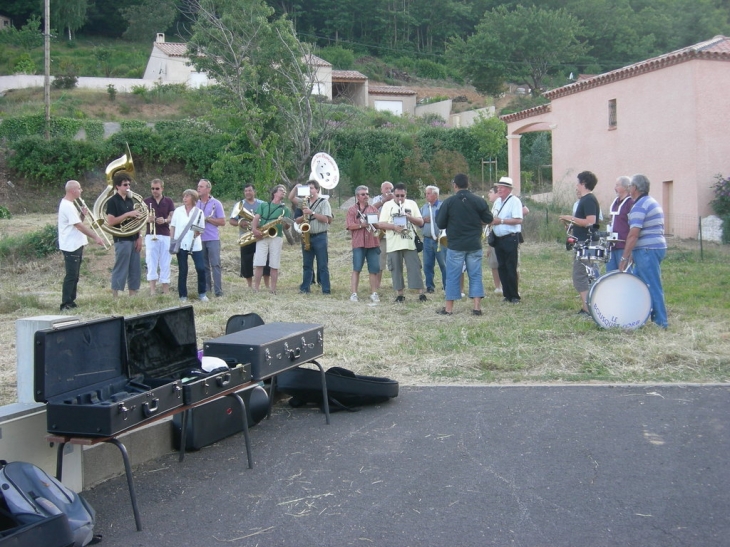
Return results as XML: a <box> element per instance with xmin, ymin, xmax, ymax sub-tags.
<box><xmin>490</xmin><ymin>177</ymin><xmax>524</xmax><ymax>303</ymax></box>
<box><xmin>57</xmin><ymin>180</ymin><xmax>105</xmax><ymax>311</ymax></box>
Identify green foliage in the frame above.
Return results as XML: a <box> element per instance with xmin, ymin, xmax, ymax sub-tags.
<box><xmin>317</xmin><ymin>46</ymin><xmax>355</xmax><ymax>70</ymax></box>
<box><xmin>710</xmin><ymin>174</ymin><xmax>730</xmax><ymax>217</ymax></box>
<box><xmin>7</xmin><ymin>137</ymin><xmax>105</xmax><ymax>185</ymax></box>
<box><xmin>0</xmin><ymin>206</ymin><xmax>11</xmax><ymax>220</ymax></box>
<box><xmin>0</xmin><ymin>15</ymin><xmax>43</xmax><ymax>51</ymax></box>
<box><xmin>121</xmin><ymin>0</ymin><xmax>177</xmax><ymax>42</ymax></box>
<box><xmin>414</xmin><ymin>59</ymin><xmax>448</xmax><ymax>80</ymax></box>
<box><xmin>0</xmin><ymin>114</ymin><xmax>102</xmax><ymax>142</ymax></box>
<box><xmin>52</xmin><ymin>74</ymin><xmax>79</xmax><ymax>90</ymax></box>
<box><xmin>52</xmin><ymin>0</ymin><xmax>89</xmax><ymax>41</ymax></box>
<box><xmin>13</xmin><ymin>53</ymin><xmax>35</xmax><ymax>75</ymax></box>
<box><xmin>347</xmin><ymin>149</ymin><xmax>367</xmax><ymax>195</ymax></box>
<box><xmin>0</xmin><ymin>224</ymin><xmax>58</xmax><ymax>262</ymax></box>
<box><xmin>107</xmin><ymin>84</ymin><xmax>117</xmax><ymax>101</ymax></box>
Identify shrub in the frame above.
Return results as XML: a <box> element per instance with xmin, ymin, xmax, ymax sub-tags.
<box><xmin>0</xmin><ymin>206</ymin><xmax>11</xmax><ymax>219</ymax></box>
<box><xmin>13</xmin><ymin>53</ymin><xmax>35</xmax><ymax>75</ymax></box>
<box><xmin>0</xmin><ymin>224</ymin><xmax>58</xmax><ymax>261</ymax></box>
<box><xmin>51</xmin><ymin>74</ymin><xmax>78</xmax><ymax>90</ymax></box>
<box><xmin>414</xmin><ymin>59</ymin><xmax>448</xmax><ymax>80</ymax></box>
<box><xmin>318</xmin><ymin>46</ymin><xmax>355</xmax><ymax>70</ymax></box>
<box><xmin>710</xmin><ymin>174</ymin><xmax>730</xmax><ymax>217</ymax></box>
<box><xmin>7</xmin><ymin>137</ymin><xmax>104</xmax><ymax>185</ymax></box>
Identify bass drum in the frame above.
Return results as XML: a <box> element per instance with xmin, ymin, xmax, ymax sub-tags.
<box><xmin>588</xmin><ymin>271</ymin><xmax>651</xmax><ymax>329</ymax></box>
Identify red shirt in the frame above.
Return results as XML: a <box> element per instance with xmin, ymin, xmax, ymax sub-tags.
<box><xmin>347</xmin><ymin>203</ymin><xmax>380</xmax><ymax>249</ymax></box>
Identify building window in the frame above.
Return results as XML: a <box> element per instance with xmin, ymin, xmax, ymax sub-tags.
<box><xmin>608</xmin><ymin>99</ymin><xmax>617</xmax><ymax>130</ymax></box>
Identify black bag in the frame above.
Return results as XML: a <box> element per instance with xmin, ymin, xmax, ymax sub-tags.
<box><xmin>0</xmin><ymin>461</ymin><xmax>97</xmax><ymax>547</ymax></box>
<box><xmin>487</xmin><ymin>230</ymin><xmax>496</xmax><ymax>247</ymax></box>
<box><xmin>413</xmin><ymin>233</ymin><xmax>423</xmax><ymax>253</ymax></box>
<box><xmin>277</xmin><ymin>366</ymin><xmax>398</xmax><ymax>412</ymax></box>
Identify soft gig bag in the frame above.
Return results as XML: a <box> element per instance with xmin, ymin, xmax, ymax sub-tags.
<box><xmin>0</xmin><ymin>461</ymin><xmax>97</xmax><ymax>547</ymax></box>
<box><xmin>277</xmin><ymin>366</ymin><xmax>398</xmax><ymax>412</ymax></box>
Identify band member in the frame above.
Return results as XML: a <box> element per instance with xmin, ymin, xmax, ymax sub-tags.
<box><xmin>491</xmin><ymin>177</ymin><xmax>524</xmax><ymax>304</ymax></box>
<box><xmin>372</xmin><ymin>181</ymin><xmax>394</xmax><ymax>287</ymax></box>
<box><xmin>605</xmin><ymin>176</ymin><xmax>634</xmax><ymax>273</ymax></box>
<box><xmin>229</xmin><ymin>183</ymin><xmax>270</xmax><ymax>288</ymax></box>
<box><xmin>251</xmin><ymin>184</ymin><xmax>292</xmax><ymax>294</ymax></box>
<box><xmin>105</xmin><ymin>171</ymin><xmax>143</xmax><ymax>297</ymax></box>
<box><xmin>420</xmin><ymin>185</ymin><xmax>446</xmax><ymax>294</ymax></box>
<box><xmin>559</xmin><ymin>171</ymin><xmax>600</xmax><ymax>314</ymax></box>
<box><xmin>346</xmin><ymin>185</ymin><xmax>381</xmax><ymax>303</ymax></box>
<box><xmin>58</xmin><ymin>180</ymin><xmax>105</xmax><ymax>310</ymax></box>
<box><xmin>436</xmin><ymin>174</ymin><xmax>492</xmax><ymax>315</ymax></box>
<box><xmin>143</xmin><ymin>178</ymin><xmax>174</xmax><ymax>295</ymax></box>
<box><xmin>196</xmin><ymin>179</ymin><xmax>226</xmax><ymax>297</ymax></box>
<box><xmin>289</xmin><ymin>180</ymin><xmax>333</xmax><ymax>294</ymax></box>
<box><xmin>170</xmin><ymin>189</ymin><xmax>207</xmax><ymax>302</ymax></box>
<box><xmin>378</xmin><ymin>183</ymin><xmax>427</xmax><ymax>303</ymax></box>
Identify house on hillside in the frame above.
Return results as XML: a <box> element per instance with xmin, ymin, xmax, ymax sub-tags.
<box><xmin>501</xmin><ymin>35</ymin><xmax>730</xmax><ymax>238</ymax></box>
<box><xmin>143</xmin><ymin>34</ymin><xmax>208</xmax><ymax>87</ymax></box>
<box><xmin>0</xmin><ymin>15</ymin><xmax>12</xmax><ymax>30</ymax></box>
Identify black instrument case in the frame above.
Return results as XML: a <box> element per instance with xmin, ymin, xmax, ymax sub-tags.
<box><xmin>124</xmin><ymin>306</ymin><xmax>251</xmax><ymax>405</ymax></box>
<box><xmin>34</xmin><ymin>316</ymin><xmax>183</xmax><ymax>437</ymax></box>
<box><xmin>203</xmin><ymin>323</ymin><xmax>324</xmax><ymax>380</ymax></box>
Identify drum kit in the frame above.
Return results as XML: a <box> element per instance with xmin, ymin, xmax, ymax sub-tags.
<box><xmin>564</xmin><ymin>219</ymin><xmax>651</xmax><ymax>329</ymax></box>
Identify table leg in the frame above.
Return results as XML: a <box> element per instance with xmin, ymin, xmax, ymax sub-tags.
<box><xmin>230</xmin><ymin>392</ymin><xmax>253</xmax><ymax>469</ymax></box>
<box><xmin>310</xmin><ymin>359</ymin><xmax>330</xmax><ymax>425</ymax></box>
<box><xmin>106</xmin><ymin>438</ymin><xmax>142</xmax><ymax>532</ymax></box>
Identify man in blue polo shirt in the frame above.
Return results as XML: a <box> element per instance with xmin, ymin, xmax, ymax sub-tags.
<box><xmin>620</xmin><ymin>174</ymin><xmax>668</xmax><ymax>328</ymax></box>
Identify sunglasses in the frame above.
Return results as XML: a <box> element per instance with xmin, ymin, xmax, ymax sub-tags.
<box><xmin>358</xmin><ymin>192</ymin><xmax>369</xmax><ymax>196</ymax></box>
<box><xmin>394</xmin><ymin>194</ymin><xmax>406</xmax><ymax>198</ymax></box>
<box><xmin>121</xmin><ymin>183</ymin><xmax>131</xmax><ymax>187</ymax></box>
<box><xmin>151</xmin><ymin>187</ymin><xmax>161</xmax><ymax>190</ymax></box>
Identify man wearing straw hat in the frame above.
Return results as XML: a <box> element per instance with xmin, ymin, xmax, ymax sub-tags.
<box><xmin>491</xmin><ymin>176</ymin><xmax>524</xmax><ymax>304</ymax></box>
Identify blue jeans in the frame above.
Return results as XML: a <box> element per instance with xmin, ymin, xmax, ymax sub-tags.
<box><xmin>301</xmin><ymin>232</ymin><xmax>330</xmax><ymax>293</ymax></box>
<box><xmin>445</xmin><ymin>248</ymin><xmax>484</xmax><ymax>301</ymax></box>
<box><xmin>177</xmin><ymin>250</ymin><xmax>206</xmax><ymax>298</ymax></box>
<box><xmin>605</xmin><ymin>248</ymin><xmax>634</xmax><ymax>274</ymax></box>
<box><xmin>423</xmin><ymin>237</ymin><xmax>446</xmax><ymax>291</ymax></box>
<box><xmin>632</xmin><ymin>248</ymin><xmax>668</xmax><ymax>328</ymax></box>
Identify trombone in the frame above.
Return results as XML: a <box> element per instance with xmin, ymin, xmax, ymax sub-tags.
<box><xmin>74</xmin><ymin>198</ymin><xmax>112</xmax><ymax>250</ymax></box>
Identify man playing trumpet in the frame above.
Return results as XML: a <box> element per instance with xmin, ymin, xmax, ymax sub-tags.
<box><xmin>346</xmin><ymin>185</ymin><xmax>381</xmax><ymax>303</ymax></box>
<box><xmin>58</xmin><ymin>180</ymin><xmax>105</xmax><ymax>311</ymax></box>
<box><xmin>143</xmin><ymin>178</ymin><xmax>174</xmax><ymax>295</ymax></box>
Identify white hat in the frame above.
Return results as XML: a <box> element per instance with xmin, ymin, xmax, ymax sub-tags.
<box><xmin>497</xmin><ymin>177</ymin><xmax>513</xmax><ymax>188</ymax></box>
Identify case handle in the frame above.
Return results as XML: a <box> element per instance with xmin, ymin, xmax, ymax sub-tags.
<box><xmin>216</xmin><ymin>373</ymin><xmax>232</xmax><ymax>387</ymax></box>
<box><xmin>142</xmin><ymin>398</ymin><xmax>159</xmax><ymax>417</ymax></box>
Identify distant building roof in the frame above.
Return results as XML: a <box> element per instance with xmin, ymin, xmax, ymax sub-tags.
<box><xmin>369</xmin><ymin>85</ymin><xmax>416</xmax><ymax>96</ymax></box>
<box><xmin>332</xmin><ymin>70</ymin><xmax>367</xmax><ymax>81</ymax></box>
<box><xmin>154</xmin><ymin>42</ymin><xmax>188</xmax><ymax>57</ymax></box>
<box><xmin>303</xmin><ymin>54</ymin><xmax>331</xmax><ymax>67</ymax></box>
<box><xmin>500</xmin><ymin>104</ymin><xmax>551</xmax><ymax>124</ymax></box>
<box><xmin>545</xmin><ymin>35</ymin><xmax>730</xmax><ymax>100</ymax></box>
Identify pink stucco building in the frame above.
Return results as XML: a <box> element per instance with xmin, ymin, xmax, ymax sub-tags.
<box><xmin>502</xmin><ymin>35</ymin><xmax>730</xmax><ymax>238</ymax></box>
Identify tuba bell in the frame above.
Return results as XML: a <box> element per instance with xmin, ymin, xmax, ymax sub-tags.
<box><xmin>93</xmin><ymin>143</ymin><xmax>148</xmax><ymax>238</ymax></box>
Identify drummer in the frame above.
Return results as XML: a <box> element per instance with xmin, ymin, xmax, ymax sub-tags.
<box><xmin>559</xmin><ymin>171</ymin><xmax>600</xmax><ymax>316</ymax></box>
<box><xmin>605</xmin><ymin>176</ymin><xmax>634</xmax><ymax>272</ymax></box>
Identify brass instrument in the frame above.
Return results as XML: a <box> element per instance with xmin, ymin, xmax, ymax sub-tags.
<box><xmin>438</xmin><ymin>230</ymin><xmax>447</xmax><ymax>250</ymax></box>
<box><xmin>300</xmin><ymin>221</ymin><xmax>311</xmax><ymax>251</ymax></box>
<box><xmin>238</xmin><ymin>214</ymin><xmax>284</xmax><ymax>247</ymax></box>
<box><xmin>74</xmin><ymin>197</ymin><xmax>112</xmax><ymax>250</ymax></box>
<box><xmin>231</xmin><ymin>201</ymin><xmax>255</xmax><ymax>226</ymax></box>
<box><xmin>92</xmin><ymin>143</ymin><xmax>148</xmax><ymax>238</ymax></box>
<box><xmin>146</xmin><ymin>204</ymin><xmax>159</xmax><ymax>240</ymax></box>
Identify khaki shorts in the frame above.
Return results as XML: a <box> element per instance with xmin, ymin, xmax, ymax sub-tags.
<box><xmin>254</xmin><ymin>237</ymin><xmax>284</xmax><ymax>269</ymax></box>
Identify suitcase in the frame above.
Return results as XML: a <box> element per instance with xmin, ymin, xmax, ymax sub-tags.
<box><xmin>203</xmin><ymin>323</ymin><xmax>324</xmax><ymax>381</ymax></box>
<box><xmin>125</xmin><ymin>306</ymin><xmax>252</xmax><ymax>405</ymax></box>
<box><xmin>34</xmin><ymin>316</ymin><xmax>184</xmax><ymax>437</ymax></box>
<box><xmin>171</xmin><ymin>384</ymin><xmax>269</xmax><ymax>450</ymax></box>
<box><xmin>0</xmin><ymin>513</ymin><xmax>74</xmax><ymax>547</ymax></box>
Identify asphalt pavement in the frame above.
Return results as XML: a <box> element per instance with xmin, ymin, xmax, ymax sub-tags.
<box><xmin>84</xmin><ymin>385</ymin><xmax>730</xmax><ymax>547</ymax></box>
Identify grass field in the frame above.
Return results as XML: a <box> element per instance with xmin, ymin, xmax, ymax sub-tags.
<box><xmin>1</xmin><ymin>206</ymin><xmax>728</xmax><ymax>406</ymax></box>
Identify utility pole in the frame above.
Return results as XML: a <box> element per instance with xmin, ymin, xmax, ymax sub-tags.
<box><xmin>44</xmin><ymin>0</ymin><xmax>50</xmax><ymax>140</ymax></box>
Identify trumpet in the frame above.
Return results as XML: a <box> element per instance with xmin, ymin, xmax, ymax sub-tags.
<box><xmin>74</xmin><ymin>198</ymin><xmax>112</xmax><ymax>250</ymax></box>
<box><xmin>147</xmin><ymin>204</ymin><xmax>157</xmax><ymax>241</ymax></box>
<box><xmin>238</xmin><ymin>214</ymin><xmax>284</xmax><ymax>247</ymax></box>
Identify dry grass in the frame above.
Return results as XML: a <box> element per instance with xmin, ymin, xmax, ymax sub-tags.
<box><xmin>1</xmin><ymin>206</ymin><xmax>729</xmax><ymax>405</ymax></box>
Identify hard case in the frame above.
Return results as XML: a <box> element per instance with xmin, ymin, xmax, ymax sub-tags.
<box><xmin>34</xmin><ymin>316</ymin><xmax>183</xmax><ymax>437</ymax></box>
<box><xmin>124</xmin><ymin>306</ymin><xmax>252</xmax><ymax>405</ymax></box>
<box><xmin>171</xmin><ymin>384</ymin><xmax>269</xmax><ymax>451</ymax></box>
<box><xmin>0</xmin><ymin>513</ymin><xmax>74</xmax><ymax>547</ymax></box>
<box><xmin>203</xmin><ymin>323</ymin><xmax>324</xmax><ymax>381</ymax></box>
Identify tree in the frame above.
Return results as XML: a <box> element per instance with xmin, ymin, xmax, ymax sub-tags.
<box><xmin>447</xmin><ymin>5</ymin><xmax>589</xmax><ymax>96</ymax></box>
<box><xmin>51</xmin><ymin>0</ymin><xmax>89</xmax><ymax>41</ymax></box>
<box><xmin>184</xmin><ymin>0</ymin><xmax>344</xmax><ymax>187</ymax></box>
<box><xmin>121</xmin><ymin>0</ymin><xmax>177</xmax><ymax>42</ymax></box>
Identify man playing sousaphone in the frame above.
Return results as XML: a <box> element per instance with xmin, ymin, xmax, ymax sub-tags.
<box><xmin>289</xmin><ymin>180</ymin><xmax>333</xmax><ymax>295</ymax></box>
<box><xmin>105</xmin><ymin>171</ymin><xmax>144</xmax><ymax>297</ymax></box>
<box><xmin>251</xmin><ymin>184</ymin><xmax>292</xmax><ymax>294</ymax></box>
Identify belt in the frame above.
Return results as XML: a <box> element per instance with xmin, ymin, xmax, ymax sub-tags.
<box><xmin>496</xmin><ymin>233</ymin><xmax>519</xmax><ymax>239</ymax></box>
<box><xmin>309</xmin><ymin>231</ymin><xmax>327</xmax><ymax>237</ymax></box>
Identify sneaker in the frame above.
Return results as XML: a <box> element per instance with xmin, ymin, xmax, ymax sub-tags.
<box><xmin>472</xmin><ymin>309</ymin><xmax>483</xmax><ymax>316</ymax></box>
<box><xmin>494</xmin><ymin>287</ymin><xmax>503</xmax><ymax>294</ymax></box>
<box><xmin>179</xmin><ymin>297</ymin><xmax>188</xmax><ymax>303</ymax></box>
<box><xmin>395</xmin><ymin>295</ymin><xmax>406</xmax><ymax>303</ymax></box>
<box><xmin>436</xmin><ymin>307</ymin><xmax>452</xmax><ymax>316</ymax></box>
<box><xmin>350</xmin><ymin>293</ymin><xmax>359</xmax><ymax>302</ymax></box>
<box><xmin>419</xmin><ymin>294</ymin><xmax>428</xmax><ymax>302</ymax></box>
<box><xmin>461</xmin><ymin>292</ymin><xmax>466</xmax><ymax>298</ymax></box>
<box><xmin>370</xmin><ymin>292</ymin><xmax>380</xmax><ymax>303</ymax></box>
<box><xmin>426</xmin><ymin>288</ymin><xmax>435</xmax><ymax>294</ymax></box>
<box><xmin>199</xmin><ymin>294</ymin><xmax>209</xmax><ymax>302</ymax></box>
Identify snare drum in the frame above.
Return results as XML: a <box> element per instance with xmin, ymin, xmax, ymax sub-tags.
<box><xmin>588</xmin><ymin>271</ymin><xmax>651</xmax><ymax>329</ymax></box>
<box><xmin>576</xmin><ymin>245</ymin><xmax>607</xmax><ymax>262</ymax></box>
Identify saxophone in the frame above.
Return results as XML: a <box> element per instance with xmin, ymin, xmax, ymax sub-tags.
<box><xmin>299</xmin><ymin>196</ymin><xmax>312</xmax><ymax>251</ymax></box>
<box><xmin>238</xmin><ymin>213</ymin><xmax>284</xmax><ymax>247</ymax></box>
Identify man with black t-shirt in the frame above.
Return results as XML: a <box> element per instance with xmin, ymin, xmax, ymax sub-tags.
<box><xmin>560</xmin><ymin>171</ymin><xmax>600</xmax><ymax>315</ymax></box>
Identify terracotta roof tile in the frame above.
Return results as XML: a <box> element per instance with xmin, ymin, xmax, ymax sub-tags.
<box><xmin>155</xmin><ymin>42</ymin><xmax>188</xmax><ymax>57</ymax></box>
<box><xmin>332</xmin><ymin>70</ymin><xmax>367</xmax><ymax>81</ymax></box>
<box><xmin>303</xmin><ymin>54</ymin><xmax>331</xmax><ymax>67</ymax></box>
<box><xmin>369</xmin><ymin>85</ymin><xmax>416</xmax><ymax>95</ymax></box>
<box><xmin>499</xmin><ymin>103</ymin><xmax>551</xmax><ymax>124</ymax></box>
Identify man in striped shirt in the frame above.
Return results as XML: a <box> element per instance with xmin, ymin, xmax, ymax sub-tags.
<box><xmin>620</xmin><ymin>174</ymin><xmax>668</xmax><ymax>328</ymax></box>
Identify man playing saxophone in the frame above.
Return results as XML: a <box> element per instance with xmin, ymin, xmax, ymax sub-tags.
<box><xmin>251</xmin><ymin>184</ymin><xmax>292</xmax><ymax>294</ymax></box>
<box><xmin>143</xmin><ymin>178</ymin><xmax>174</xmax><ymax>295</ymax></box>
<box><xmin>105</xmin><ymin>171</ymin><xmax>144</xmax><ymax>297</ymax></box>
<box><xmin>58</xmin><ymin>180</ymin><xmax>105</xmax><ymax>311</ymax></box>
<box><xmin>229</xmin><ymin>183</ymin><xmax>270</xmax><ymax>289</ymax></box>
<box><xmin>289</xmin><ymin>180</ymin><xmax>333</xmax><ymax>295</ymax></box>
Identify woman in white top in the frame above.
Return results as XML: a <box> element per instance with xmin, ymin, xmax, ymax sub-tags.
<box><xmin>170</xmin><ymin>189</ymin><xmax>207</xmax><ymax>302</ymax></box>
